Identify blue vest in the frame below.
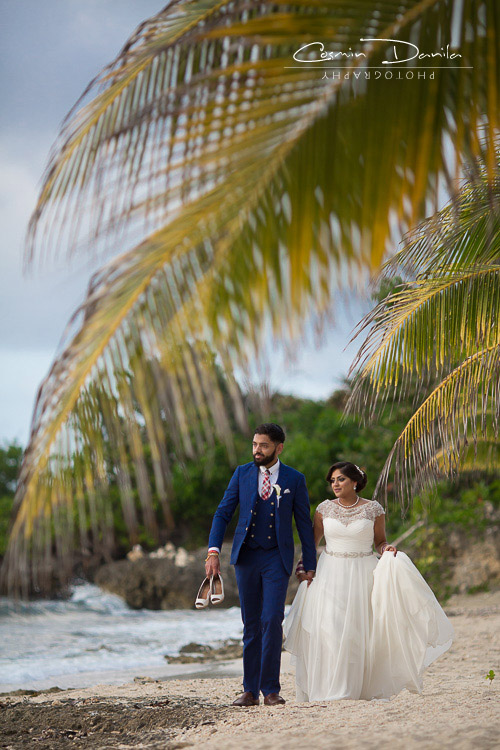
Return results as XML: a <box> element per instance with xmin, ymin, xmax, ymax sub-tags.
<box><xmin>244</xmin><ymin>493</ymin><xmax>278</xmax><ymax>549</ymax></box>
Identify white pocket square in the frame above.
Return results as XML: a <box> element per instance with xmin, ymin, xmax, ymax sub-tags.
<box><xmin>284</xmin><ymin>489</ymin><xmax>291</xmax><ymax>494</ymax></box>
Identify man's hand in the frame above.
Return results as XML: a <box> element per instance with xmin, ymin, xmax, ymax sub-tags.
<box><xmin>305</xmin><ymin>570</ymin><xmax>315</xmax><ymax>587</ymax></box>
<box><xmin>205</xmin><ymin>553</ymin><xmax>220</xmax><ymax>577</ymax></box>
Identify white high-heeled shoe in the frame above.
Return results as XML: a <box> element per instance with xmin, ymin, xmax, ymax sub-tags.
<box><xmin>210</xmin><ymin>573</ymin><xmax>224</xmax><ymax>605</ymax></box>
<box><xmin>195</xmin><ymin>576</ymin><xmax>212</xmax><ymax>609</ymax></box>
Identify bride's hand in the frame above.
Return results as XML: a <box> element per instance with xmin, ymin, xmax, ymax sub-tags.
<box><xmin>384</xmin><ymin>544</ymin><xmax>397</xmax><ymax>556</ymax></box>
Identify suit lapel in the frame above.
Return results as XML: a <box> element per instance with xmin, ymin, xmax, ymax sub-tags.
<box><xmin>249</xmin><ymin>463</ymin><xmax>259</xmax><ymax>501</ymax></box>
<box><xmin>274</xmin><ymin>462</ymin><xmax>287</xmax><ymax>532</ymax></box>
<box><xmin>276</xmin><ymin>462</ymin><xmax>288</xmax><ymax>493</ymax></box>
<box><xmin>274</xmin><ymin>462</ymin><xmax>290</xmax><ymax>513</ymax></box>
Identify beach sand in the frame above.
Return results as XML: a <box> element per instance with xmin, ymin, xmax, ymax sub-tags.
<box><xmin>1</xmin><ymin>590</ymin><xmax>498</xmax><ymax>749</ymax></box>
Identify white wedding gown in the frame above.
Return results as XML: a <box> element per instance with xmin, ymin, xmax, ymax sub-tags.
<box><xmin>283</xmin><ymin>499</ymin><xmax>454</xmax><ymax>701</ymax></box>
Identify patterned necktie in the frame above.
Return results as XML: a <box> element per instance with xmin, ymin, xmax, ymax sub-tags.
<box><xmin>261</xmin><ymin>469</ymin><xmax>271</xmax><ymax>500</ymax></box>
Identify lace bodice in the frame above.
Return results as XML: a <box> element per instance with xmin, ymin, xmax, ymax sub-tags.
<box><xmin>316</xmin><ymin>499</ymin><xmax>385</xmax><ymax>526</ymax></box>
<box><xmin>315</xmin><ymin>499</ymin><xmax>385</xmax><ymax>556</ymax></box>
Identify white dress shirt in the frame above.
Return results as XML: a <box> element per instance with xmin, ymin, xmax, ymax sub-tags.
<box><xmin>208</xmin><ymin>459</ymin><xmax>281</xmax><ymax>554</ymax></box>
<box><xmin>258</xmin><ymin>459</ymin><xmax>280</xmax><ymax>495</ymax></box>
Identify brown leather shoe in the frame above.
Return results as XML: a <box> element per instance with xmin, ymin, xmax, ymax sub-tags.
<box><xmin>232</xmin><ymin>691</ymin><xmax>259</xmax><ymax>707</ymax></box>
<box><xmin>263</xmin><ymin>693</ymin><xmax>286</xmax><ymax>706</ymax></box>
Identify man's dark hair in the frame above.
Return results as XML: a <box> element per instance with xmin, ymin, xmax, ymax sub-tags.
<box><xmin>254</xmin><ymin>423</ymin><xmax>286</xmax><ymax>444</ymax></box>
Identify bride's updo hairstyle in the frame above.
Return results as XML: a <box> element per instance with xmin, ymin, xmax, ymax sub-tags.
<box><xmin>326</xmin><ymin>462</ymin><xmax>368</xmax><ymax>492</ymax></box>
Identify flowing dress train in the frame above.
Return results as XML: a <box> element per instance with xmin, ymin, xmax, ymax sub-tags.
<box><xmin>283</xmin><ymin>499</ymin><xmax>454</xmax><ymax>701</ymax></box>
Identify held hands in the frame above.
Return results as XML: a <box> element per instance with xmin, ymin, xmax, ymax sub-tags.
<box><xmin>296</xmin><ymin>571</ymin><xmax>315</xmax><ymax>586</ymax></box>
<box><xmin>295</xmin><ymin>559</ymin><xmax>315</xmax><ymax>587</ymax></box>
<box><xmin>304</xmin><ymin>570</ymin><xmax>315</xmax><ymax>587</ymax></box>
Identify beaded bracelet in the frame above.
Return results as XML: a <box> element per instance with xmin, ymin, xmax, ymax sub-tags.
<box><xmin>205</xmin><ymin>552</ymin><xmax>220</xmax><ymax>562</ymax></box>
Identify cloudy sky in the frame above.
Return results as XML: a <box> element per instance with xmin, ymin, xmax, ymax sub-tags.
<box><xmin>0</xmin><ymin>1</ymin><xmax>372</xmax><ymax>447</ymax></box>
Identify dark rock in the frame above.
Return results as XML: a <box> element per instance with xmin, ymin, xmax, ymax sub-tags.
<box><xmin>95</xmin><ymin>545</ymin><xmax>236</xmax><ymax>609</ymax></box>
<box><xmin>179</xmin><ymin>642</ymin><xmax>213</xmax><ymax>653</ymax></box>
<box><xmin>94</xmin><ymin>542</ymin><xmax>302</xmax><ymax>610</ymax></box>
<box><xmin>0</xmin><ymin>696</ymin><xmax>233</xmax><ymax>748</ymax></box>
<box><xmin>165</xmin><ymin>638</ymin><xmax>243</xmax><ymax>663</ymax></box>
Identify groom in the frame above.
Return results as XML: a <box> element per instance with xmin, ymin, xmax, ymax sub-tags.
<box><xmin>205</xmin><ymin>423</ymin><xmax>317</xmax><ymax>706</ymax></box>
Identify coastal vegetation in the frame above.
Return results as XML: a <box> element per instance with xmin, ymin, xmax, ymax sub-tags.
<box><xmin>1</xmin><ymin>377</ymin><xmax>498</xmax><ymax>602</ymax></box>
<box><xmin>0</xmin><ymin>443</ymin><xmax>22</xmax><ymax>558</ymax></box>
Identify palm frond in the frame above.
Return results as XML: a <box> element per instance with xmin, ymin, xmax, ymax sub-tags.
<box><xmin>346</xmin><ymin>263</ymin><xmax>500</xmax><ymax>419</ymax></box>
<box><xmin>5</xmin><ymin>135</ymin><xmax>346</xmax><ymax>594</ymax></box>
<box><xmin>347</xmin><ymin>145</ymin><xmax>500</xmax><ymax>507</ymax></box>
<box><xmin>3</xmin><ymin>194</ymin><xmax>252</xmax><ymax>593</ymax></box>
<box><xmin>372</xmin><ymin>345</ymin><xmax>500</xmax><ymax>510</ymax></box>
<box><xmin>381</xmin><ymin>153</ymin><xmax>500</xmax><ymax>279</ymax></box>
<box><xmin>5</xmin><ymin>0</ymin><xmax>500</xmax><ymax>594</ymax></box>
<box><xmin>431</xmin><ymin>437</ymin><xmax>500</xmax><ymax>475</ymax></box>
<box><xmin>26</xmin><ymin>0</ymin><xmax>499</xmax><ymax>269</ymax></box>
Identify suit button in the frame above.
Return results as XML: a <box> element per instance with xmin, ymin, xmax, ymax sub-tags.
<box><xmin>251</xmin><ymin>534</ymin><xmax>255</xmax><ymax>538</ymax></box>
<box><xmin>270</xmin><ymin>513</ymin><xmax>274</xmax><ymax>517</ymax></box>
<box><xmin>268</xmin><ymin>536</ymin><xmax>271</xmax><ymax>539</ymax></box>
<box><xmin>271</xmin><ymin>502</ymin><xmax>274</xmax><ymax>506</ymax></box>
<box><xmin>269</xmin><ymin>524</ymin><xmax>272</xmax><ymax>528</ymax></box>
<box><xmin>252</xmin><ymin>523</ymin><xmax>255</xmax><ymax>527</ymax></box>
<box><xmin>245</xmin><ymin>527</ymin><xmax>248</xmax><ymax>530</ymax></box>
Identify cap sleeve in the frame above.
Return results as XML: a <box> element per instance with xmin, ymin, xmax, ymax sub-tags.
<box><xmin>372</xmin><ymin>500</ymin><xmax>385</xmax><ymax>517</ymax></box>
<box><xmin>315</xmin><ymin>500</ymin><xmax>329</xmax><ymax>518</ymax></box>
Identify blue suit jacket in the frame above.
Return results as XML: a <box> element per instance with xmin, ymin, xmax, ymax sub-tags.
<box><xmin>208</xmin><ymin>461</ymin><xmax>317</xmax><ymax>575</ymax></box>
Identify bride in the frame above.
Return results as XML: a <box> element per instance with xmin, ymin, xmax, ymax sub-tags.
<box><xmin>283</xmin><ymin>462</ymin><xmax>454</xmax><ymax>701</ymax></box>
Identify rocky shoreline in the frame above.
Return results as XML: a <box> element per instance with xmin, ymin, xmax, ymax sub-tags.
<box><xmin>0</xmin><ymin>590</ymin><xmax>498</xmax><ymax>750</ymax></box>
<box><xmin>0</xmin><ymin>693</ymin><xmax>233</xmax><ymax>749</ymax></box>
<box><xmin>94</xmin><ymin>542</ymin><xmax>302</xmax><ymax>609</ymax></box>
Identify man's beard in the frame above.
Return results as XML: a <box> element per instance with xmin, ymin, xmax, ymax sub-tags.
<box><xmin>253</xmin><ymin>447</ymin><xmax>278</xmax><ymax>466</ymax></box>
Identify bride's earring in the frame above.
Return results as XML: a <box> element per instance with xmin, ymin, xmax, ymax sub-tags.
<box><xmin>354</xmin><ymin>484</ymin><xmax>357</xmax><ymax>490</ymax></box>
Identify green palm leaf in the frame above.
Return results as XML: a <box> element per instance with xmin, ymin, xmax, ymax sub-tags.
<box><xmin>3</xmin><ymin>1</ymin><xmax>499</xmax><ymax>594</ymax></box>
<box><xmin>382</xmin><ymin>166</ymin><xmax>500</xmax><ymax>278</ymax></box>
<box><xmin>347</xmin><ymin>149</ymin><xmax>500</xmax><ymax>506</ymax></box>
<box><xmin>372</xmin><ymin>345</ymin><xmax>499</xmax><ymax>510</ymax></box>
<box><xmin>347</xmin><ymin>262</ymin><xmax>500</xmax><ymax>413</ymax></box>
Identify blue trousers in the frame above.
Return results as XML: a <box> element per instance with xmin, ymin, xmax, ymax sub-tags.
<box><xmin>234</xmin><ymin>544</ymin><xmax>290</xmax><ymax>698</ymax></box>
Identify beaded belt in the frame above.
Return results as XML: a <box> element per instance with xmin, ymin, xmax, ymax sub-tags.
<box><xmin>325</xmin><ymin>549</ymin><xmax>374</xmax><ymax>558</ymax></box>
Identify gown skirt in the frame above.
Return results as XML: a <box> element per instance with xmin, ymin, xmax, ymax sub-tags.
<box><xmin>283</xmin><ymin>507</ymin><xmax>454</xmax><ymax>702</ymax></box>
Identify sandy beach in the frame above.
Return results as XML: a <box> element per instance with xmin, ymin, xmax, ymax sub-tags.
<box><xmin>1</xmin><ymin>590</ymin><xmax>498</xmax><ymax>750</ymax></box>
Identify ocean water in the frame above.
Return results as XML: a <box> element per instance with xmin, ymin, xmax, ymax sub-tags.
<box><xmin>0</xmin><ymin>583</ymin><xmax>244</xmax><ymax>691</ymax></box>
